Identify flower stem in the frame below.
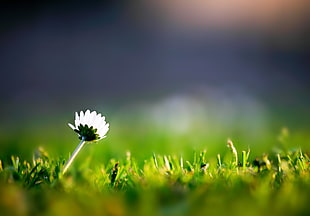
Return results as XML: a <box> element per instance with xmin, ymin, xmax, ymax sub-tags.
<box><xmin>62</xmin><ymin>138</ymin><xmax>86</xmax><ymax>175</ymax></box>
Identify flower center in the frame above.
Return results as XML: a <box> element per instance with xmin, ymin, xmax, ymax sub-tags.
<box><xmin>74</xmin><ymin>124</ymin><xmax>100</xmax><ymax>141</ymax></box>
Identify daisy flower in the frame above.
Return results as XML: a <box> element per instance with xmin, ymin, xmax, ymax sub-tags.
<box><xmin>68</xmin><ymin>110</ymin><xmax>109</xmax><ymax>142</ymax></box>
<box><xmin>62</xmin><ymin>109</ymin><xmax>109</xmax><ymax>175</ymax></box>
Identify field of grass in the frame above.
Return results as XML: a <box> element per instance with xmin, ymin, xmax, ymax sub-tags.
<box><xmin>1</xmin><ymin>108</ymin><xmax>310</xmax><ymax>216</ymax></box>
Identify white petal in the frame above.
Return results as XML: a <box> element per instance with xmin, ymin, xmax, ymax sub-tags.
<box><xmin>104</xmin><ymin>124</ymin><xmax>110</xmax><ymax>134</ymax></box>
<box><xmin>98</xmin><ymin>124</ymin><xmax>109</xmax><ymax>137</ymax></box>
<box><xmin>99</xmin><ymin>114</ymin><xmax>105</xmax><ymax>121</ymax></box>
<box><xmin>97</xmin><ymin>118</ymin><xmax>106</xmax><ymax>129</ymax></box>
<box><xmin>99</xmin><ymin>122</ymin><xmax>109</xmax><ymax>131</ymax></box>
<box><xmin>68</xmin><ymin>123</ymin><xmax>76</xmax><ymax>130</ymax></box>
<box><xmin>79</xmin><ymin>111</ymin><xmax>85</xmax><ymax>125</ymax></box>
<box><xmin>98</xmin><ymin>136</ymin><xmax>105</xmax><ymax>140</ymax></box>
<box><xmin>80</xmin><ymin>110</ymin><xmax>84</xmax><ymax>118</ymax></box>
<box><xmin>74</xmin><ymin>112</ymin><xmax>80</xmax><ymax>127</ymax></box>
<box><xmin>83</xmin><ymin>110</ymin><xmax>90</xmax><ymax>125</ymax></box>
<box><xmin>93</xmin><ymin>114</ymin><xmax>103</xmax><ymax>129</ymax></box>
<box><xmin>88</xmin><ymin>111</ymin><xmax>97</xmax><ymax>127</ymax></box>
<box><xmin>85</xmin><ymin>109</ymin><xmax>91</xmax><ymax>117</ymax></box>
<box><xmin>81</xmin><ymin>111</ymin><xmax>87</xmax><ymax>125</ymax></box>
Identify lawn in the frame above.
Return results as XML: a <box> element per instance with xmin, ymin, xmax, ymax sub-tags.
<box><xmin>0</xmin><ymin>108</ymin><xmax>310</xmax><ymax>216</ymax></box>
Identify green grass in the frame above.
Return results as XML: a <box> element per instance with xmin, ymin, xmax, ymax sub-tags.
<box><xmin>1</xmin><ymin>138</ymin><xmax>310</xmax><ymax>216</ymax></box>
<box><xmin>1</xmin><ymin>109</ymin><xmax>310</xmax><ymax>216</ymax></box>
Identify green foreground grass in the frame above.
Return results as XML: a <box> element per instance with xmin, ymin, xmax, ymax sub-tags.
<box><xmin>1</xmin><ymin>139</ymin><xmax>310</xmax><ymax>216</ymax></box>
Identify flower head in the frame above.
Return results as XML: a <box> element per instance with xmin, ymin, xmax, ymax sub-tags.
<box><xmin>68</xmin><ymin>110</ymin><xmax>109</xmax><ymax>142</ymax></box>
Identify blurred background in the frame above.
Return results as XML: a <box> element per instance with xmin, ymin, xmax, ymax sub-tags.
<box><xmin>0</xmin><ymin>0</ymin><xmax>309</xmax><ymax>160</ymax></box>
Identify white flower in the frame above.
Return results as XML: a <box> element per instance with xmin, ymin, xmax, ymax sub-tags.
<box><xmin>68</xmin><ymin>109</ymin><xmax>109</xmax><ymax>142</ymax></box>
<box><xmin>62</xmin><ymin>110</ymin><xmax>109</xmax><ymax>175</ymax></box>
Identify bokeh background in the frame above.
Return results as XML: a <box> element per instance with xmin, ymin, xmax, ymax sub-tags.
<box><xmin>0</xmin><ymin>0</ymin><xmax>309</xmax><ymax>160</ymax></box>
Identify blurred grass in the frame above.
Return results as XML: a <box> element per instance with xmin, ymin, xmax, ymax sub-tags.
<box><xmin>1</xmin><ymin>139</ymin><xmax>310</xmax><ymax>216</ymax></box>
<box><xmin>1</xmin><ymin>109</ymin><xmax>309</xmax><ymax>164</ymax></box>
<box><xmin>0</xmin><ymin>105</ymin><xmax>310</xmax><ymax>216</ymax></box>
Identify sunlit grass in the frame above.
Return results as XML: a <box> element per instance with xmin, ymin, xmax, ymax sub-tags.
<box><xmin>1</xmin><ymin>135</ymin><xmax>310</xmax><ymax>216</ymax></box>
<box><xmin>0</xmin><ymin>103</ymin><xmax>310</xmax><ymax>216</ymax></box>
